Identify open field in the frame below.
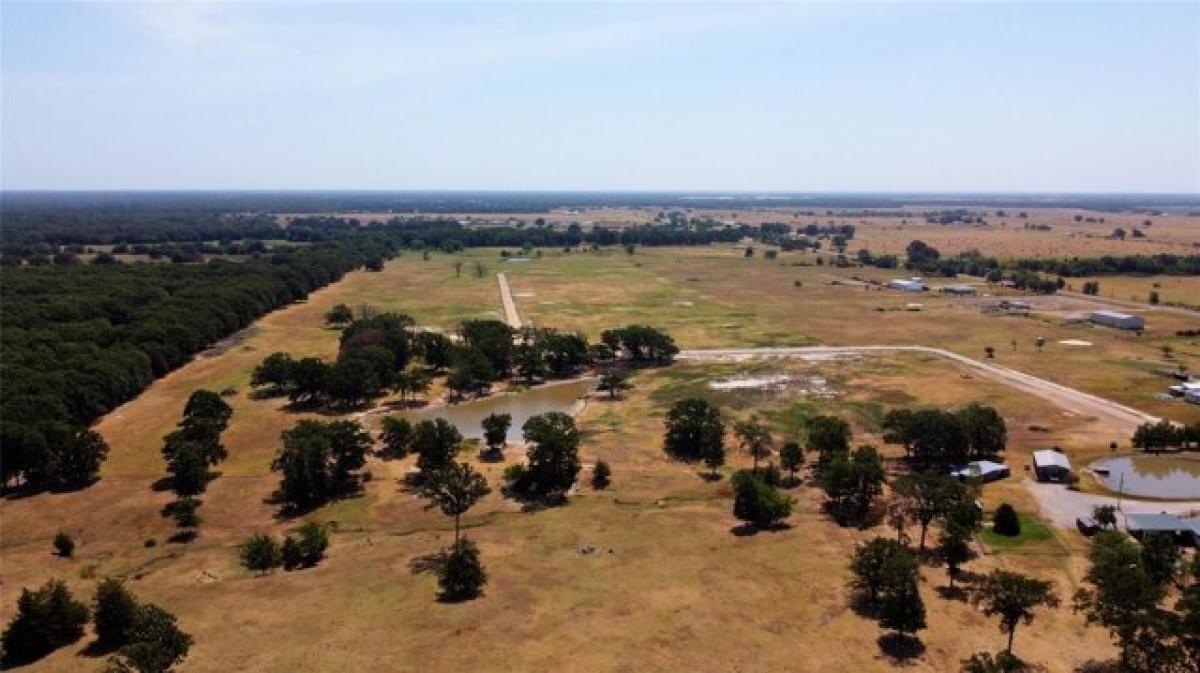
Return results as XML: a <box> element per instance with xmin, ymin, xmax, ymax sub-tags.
<box><xmin>3</xmin><ymin>243</ymin><xmax>1199</xmax><ymax>672</ymax></box>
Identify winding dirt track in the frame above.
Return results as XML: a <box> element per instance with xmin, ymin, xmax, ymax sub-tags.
<box><xmin>677</xmin><ymin>346</ymin><xmax>1160</xmax><ymax>431</ymax></box>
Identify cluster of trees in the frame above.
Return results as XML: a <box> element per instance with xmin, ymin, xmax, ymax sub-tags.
<box><xmin>2</xmin><ymin>237</ymin><xmax>397</xmax><ymax>492</ymax></box>
<box><xmin>270</xmin><ymin>420</ymin><xmax>371</xmax><ymax>511</ymax></box>
<box><xmin>881</xmin><ymin>404</ymin><xmax>1007</xmax><ymax>469</ymax></box>
<box><xmin>599</xmin><ymin>325</ymin><xmax>679</xmax><ymax>366</ymax></box>
<box><xmin>1007</xmin><ymin>270</ymin><xmax>1061</xmax><ymax>295</ymax></box>
<box><xmin>1073</xmin><ymin>530</ymin><xmax>1199</xmax><ymax>672</ymax></box>
<box><xmin>160</xmin><ymin>390</ymin><xmax>232</xmax><ymax>538</ymax></box>
<box><xmin>253</xmin><ymin>316</ymin><xmax>669</xmax><ymax>409</ymax></box>
<box><xmin>2</xmin><ymin>578</ymin><xmax>191</xmax><ymax>671</ymax></box>
<box><xmin>252</xmin><ymin>312</ymin><xmax>422</xmax><ymax>408</ymax></box>
<box><xmin>239</xmin><ymin>522</ymin><xmax>331</xmax><ymax>574</ymax></box>
<box><xmin>1131</xmin><ymin>419</ymin><xmax>1200</xmax><ymax>453</ymax></box>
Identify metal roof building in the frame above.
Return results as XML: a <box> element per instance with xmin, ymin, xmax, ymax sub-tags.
<box><xmin>1032</xmin><ymin>450</ymin><xmax>1071</xmax><ymax>482</ymax></box>
<box><xmin>1088</xmin><ymin>310</ymin><xmax>1145</xmax><ymax>331</ymax></box>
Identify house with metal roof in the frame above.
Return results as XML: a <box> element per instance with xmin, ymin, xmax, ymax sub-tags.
<box><xmin>1125</xmin><ymin>513</ymin><xmax>1200</xmax><ymax>545</ymax></box>
<box><xmin>1032</xmin><ymin>450</ymin><xmax>1071</xmax><ymax>482</ymax></box>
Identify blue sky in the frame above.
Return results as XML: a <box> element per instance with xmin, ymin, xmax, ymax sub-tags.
<box><xmin>2</xmin><ymin>1</ymin><xmax>1197</xmax><ymax>192</ymax></box>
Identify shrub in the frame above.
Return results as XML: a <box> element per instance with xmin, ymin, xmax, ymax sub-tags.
<box><xmin>591</xmin><ymin>460</ymin><xmax>612</xmax><ymax>490</ymax></box>
<box><xmin>993</xmin><ymin>504</ymin><xmax>1021</xmax><ymax>537</ymax></box>
<box><xmin>239</xmin><ymin>534</ymin><xmax>282</xmax><ymax>575</ymax></box>
<box><xmin>439</xmin><ymin>539</ymin><xmax>487</xmax><ymax>602</ymax></box>
<box><xmin>281</xmin><ymin>537</ymin><xmax>303</xmax><ymax>571</ymax></box>
<box><xmin>296</xmin><ymin>522</ymin><xmax>330</xmax><ymax>566</ymax></box>
<box><xmin>53</xmin><ymin>532</ymin><xmax>75</xmax><ymax>558</ymax></box>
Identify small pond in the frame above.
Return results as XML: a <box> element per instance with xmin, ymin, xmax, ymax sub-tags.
<box><xmin>1090</xmin><ymin>455</ymin><xmax>1200</xmax><ymax>500</ymax></box>
<box><xmin>399</xmin><ymin>378</ymin><xmax>594</xmax><ymax>440</ymax></box>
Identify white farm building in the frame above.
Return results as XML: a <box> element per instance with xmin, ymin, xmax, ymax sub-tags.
<box><xmin>1032</xmin><ymin>450</ymin><xmax>1072</xmax><ymax>482</ymax></box>
<box><xmin>1088</xmin><ymin>310</ymin><xmax>1145</xmax><ymax>331</ymax></box>
<box><xmin>888</xmin><ymin>279</ymin><xmax>926</xmax><ymax>293</ymax></box>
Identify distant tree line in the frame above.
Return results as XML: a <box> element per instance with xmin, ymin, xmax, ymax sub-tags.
<box><xmin>1012</xmin><ymin>254</ymin><xmax>1200</xmax><ymax>277</ymax></box>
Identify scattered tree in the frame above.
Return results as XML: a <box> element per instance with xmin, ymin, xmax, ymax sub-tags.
<box><xmin>780</xmin><ymin>440</ymin><xmax>804</xmax><ymax>485</ymax></box>
<box><xmin>378</xmin><ymin>416</ymin><xmax>415</xmax><ymax>459</ymax></box>
<box><xmin>420</xmin><ymin>462</ymin><xmax>491</xmax><ymax>544</ymax></box>
<box><xmin>732</xmin><ymin>470</ymin><xmax>794</xmax><ymax>529</ymax></box>
<box><xmin>663</xmin><ymin>398</ymin><xmax>725</xmax><ymax>463</ymax></box>
<box><xmin>439</xmin><ymin>538</ymin><xmax>487</xmax><ymax>602</ymax></box>
<box><xmin>971</xmin><ymin>570</ymin><xmax>1060</xmax><ymax>654</ymax></box>
<box><xmin>93</xmin><ymin>578</ymin><xmax>139</xmax><ymax>650</ymax></box>
<box><xmin>734</xmin><ymin>416</ymin><xmax>774</xmax><ymax>473</ymax></box>
<box><xmin>480</xmin><ymin>412</ymin><xmax>511</xmax><ymax>460</ymax></box>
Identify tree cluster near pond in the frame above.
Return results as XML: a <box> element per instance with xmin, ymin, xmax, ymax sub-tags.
<box><xmin>270</xmin><ymin>419</ymin><xmax>371</xmax><ymax>512</ymax></box>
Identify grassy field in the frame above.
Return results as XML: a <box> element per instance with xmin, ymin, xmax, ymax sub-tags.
<box><xmin>4</xmin><ymin>242</ymin><xmax>1198</xmax><ymax>672</ymax></box>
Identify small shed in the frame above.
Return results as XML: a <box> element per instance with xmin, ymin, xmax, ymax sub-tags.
<box><xmin>1032</xmin><ymin>450</ymin><xmax>1072</xmax><ymax>482</ymax></box>
<box><xmin>950</xmin><ymin>460</ymin><xmax>1011</xmax><ymax>483</ymax></box>
<box><xmin>1088</xmin><ymin>310</ymin><xmax>1145</xmax><ymax>331</ymax></box>
<box><xmin>941</xmin><ymin>284</ymin><xmax>978</xmax><ymax>295</ymax></box>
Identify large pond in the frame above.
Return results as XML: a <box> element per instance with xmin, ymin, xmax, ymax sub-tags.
<box><xmin>398</xmin><ymin>378</ymin><xmax>595</xmax><ymax>440</ymax></box>
<box><xmin>1090</xmin><ymin>455</ymin><xmax>1200</xmax><ymax>500</ymax></box>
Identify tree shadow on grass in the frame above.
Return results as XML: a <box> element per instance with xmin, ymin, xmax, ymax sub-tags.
<box><xmin>408</xmin><ymin>551</ymin><xmax>447</xmax><ymax>576</ymax></box>
<box><xmin>78</xmin><ymin>638</ymin><xmax>119</xmax><ymax>659</ymax></box>
<box><xmin>877</xmin><ymin>633</ymin><xmax>926</xmax><ymax>664</ymax></box>
<box><xmin>935</xmin><ymin>585</ymin><xmax>969</xmax><ymax>602</ymax></box>
<box><xmin>847</xmin><ymin>591</ymin><xmax>882</xmax><ymax>619</ymax></box>
<box><xmin>729</xmin><ymin>522</ymin><xmax>793</xmax><ymax>537</ymax></box>
<box><xmin>168</xmin><ymin>530</ymin><xmax>198</xmax><ymax>545</ymax></box>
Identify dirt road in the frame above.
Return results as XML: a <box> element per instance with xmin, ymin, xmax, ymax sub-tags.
<box><xmin>678</xmin><ymin>345</ymin><xmax>1160</xmax><ymax>431</ymax></box>
<box><xmin>496</xmin><ymin>272</ymin><xmax>523</xmax><ymax>328</ymax></box>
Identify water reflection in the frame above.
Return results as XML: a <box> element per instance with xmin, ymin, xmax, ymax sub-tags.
<box><xmin>398</xmin><ymin>378</ymin><xmax>595</xmax><ymax>440</ymax></box>
<box><xmin>1091</xmin><ymin>455</ymin><xmax>1200</xmax><ymax>499</ymax></box>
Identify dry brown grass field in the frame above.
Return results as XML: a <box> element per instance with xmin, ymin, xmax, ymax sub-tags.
<box><xmin>3</xmin><ymin>235</ymin><xmax>1199</xmax><ymax>672</ymax></box>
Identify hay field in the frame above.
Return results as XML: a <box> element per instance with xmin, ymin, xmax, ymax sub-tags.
<box><xmin>3</xmin><ymin>244</ymin><xmax>1197</xmax><ymax>672</ymax></box>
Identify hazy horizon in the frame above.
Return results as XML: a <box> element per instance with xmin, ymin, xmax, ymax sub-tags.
<box><xmin>3</xmin><ymin>1</ymin><xmax>1198</xmax><ymax>192</ymax></box>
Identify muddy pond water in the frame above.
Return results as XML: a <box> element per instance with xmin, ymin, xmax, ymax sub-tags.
<box><xmin>399</xmin><ymin>378</ymin><xmax>595</xmax><ymax>440</ymax></box>
<box><xmin>1090</xmin><ymin>454</ymin><xmax>1200</xmax><ymax>500</ymax></box>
